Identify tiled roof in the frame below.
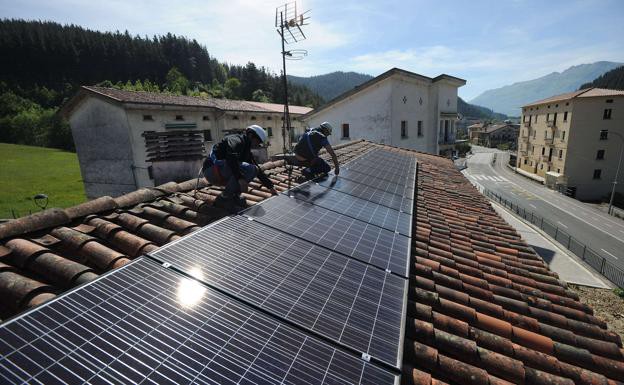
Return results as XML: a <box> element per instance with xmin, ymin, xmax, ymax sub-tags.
<box><xmin>523</xmin><ymin>87</ymin><xmax>624</xmax><ymax>108</ymax></box>
<box><xmin>1</xmin><ymin>140</ymin><xmax>623</xmax><ymax>384</ymax></box>
<box><xmin>67</xmin><ymin>86</ymin><xmax>310</xmax><ymax>114</ymax></box>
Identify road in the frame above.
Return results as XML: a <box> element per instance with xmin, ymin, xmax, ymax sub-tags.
<box><xmin>463</xmin><ymin>146</ymin><xmax>624</xmax><ymax>269</ymax></box>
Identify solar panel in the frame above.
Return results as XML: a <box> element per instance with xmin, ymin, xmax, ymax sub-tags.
<box><xmin>150</xmin><ymin>216</ymin><xmax>407</xmax><ymax>368</ymax></box>
<box><xmin>336</xmin><ymin>169</ymin><xmax>415</xmax><ymax>198</ymax></box>
<box><xmin>243</xmin><ymin>195</ymin><xmax>411</xmax><ymax>277</ymax></box>
<box><xmin>0</xmin><ymin>258</ymin><xmax>399</xmax><ymax>385</ymax></box>
<box><xmin>318</xmin><ymin>176</ymin><xmax>414</xmax><ymax>214</ymax></box>
<box><xmin>288</xmin><ymin>183</ymin><xmax>412</xmax><ymax>236</ymax></box>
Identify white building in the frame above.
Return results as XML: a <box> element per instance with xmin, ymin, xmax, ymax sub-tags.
<box><xmin>61</xmin><ymin>86</ymin><xmax>311</xmax><ymax>199</ymax></box>
<box><xmin>301</xmin><ymin>68</ymin><xmax>466</xmax><ymax>155</ymax></box>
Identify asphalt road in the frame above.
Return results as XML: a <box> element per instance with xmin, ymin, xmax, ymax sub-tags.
<box><xmin>463</xmin><ymin>146</ymin><xmax>624</xmax><ymax>269</ymax></box>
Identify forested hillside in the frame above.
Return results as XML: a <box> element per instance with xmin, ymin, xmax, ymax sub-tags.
<box><xmin>580</xmin><ymin>65</ymin><xmax>624</xmax><ymax>90</ymax></box>
<box><xmin>288</xmin><ymin>71</ymin><xmax>374</xmax><ymax>101</ymax></box>
<box><xmin>0</xmin><ymin>19</ymin><xmax>323</xmax><ymax>150</ymax></box>
<box><xmin>458</xmin><ymin>97</ymin><xmax>508</xmax><ymax>120</ymax></box>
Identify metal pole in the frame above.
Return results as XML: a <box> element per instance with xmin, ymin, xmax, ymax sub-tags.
<box><xmin>608</xmin><ymin>133</ymin><xmax>624</xmax><ymax>215</ymax></box>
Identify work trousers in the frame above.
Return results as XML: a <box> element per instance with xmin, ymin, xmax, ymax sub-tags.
<box><xmin>203</xmin><ymin>160</ymin><xmax>257</xmax><ymax>197</ymax></box>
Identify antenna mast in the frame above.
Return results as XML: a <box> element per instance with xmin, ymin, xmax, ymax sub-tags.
<box><xmin>275</xmin><ymin>2</ymin><xmax>310</xmax><ymax>156</ymax></box>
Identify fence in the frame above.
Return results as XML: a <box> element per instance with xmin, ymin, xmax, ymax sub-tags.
<box><xmin>481</xmin><ymin>188</ymin><xmax>624</xmax><ymax>288</ymax></box>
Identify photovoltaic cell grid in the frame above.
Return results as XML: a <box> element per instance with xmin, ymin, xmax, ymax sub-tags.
<box><xmin>288</xmin><ymin>183</ymin><xmax>412</xmax><ymax>236</ymax></box>
<box><xmin>0</xmin><ymin>258</ymin><xmax>398</xmax><ymax>385</ymax></box>
<box><xmin>337</xmin><ymin>169</ymin><xmax>415</xmax><ymax>199</ymax></box>
<box><xmin>150</xmin><ymin>216</ymin><xmax>407</xmax><ymax>368</ymax></box>
<box><xmin>318</xmin><ymin>177</ymin><xmax>414</xmax><ymax>214</ymax></box>
<box><xmin>243</xmin><ymin>195</ymin><xmax>411</xmax><ymax>277</ymax></box>
<box><xmin>345</xmin><ymin>149</ymin><xmax>417</xmax><ymax>182</ymax></box>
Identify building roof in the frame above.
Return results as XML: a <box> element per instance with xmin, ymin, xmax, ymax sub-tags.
<box><xmin>301</xmin><ymin>67</ymin><xmax>466</xmax><ymax>120</ymax></box>
<box><xmin>484</xmin><ymin>123</ymin><xmax>520</xmax><ymax>134</ymax></box>
<box><xmin>1</xmin><ymin>140</ymin><xmax>623</xmax><ymax>383</ymax></box>
<box><xmin>523</xmin><ymin>87</ymin><xmax>624</xmax><ymax>108</ymax></box>
<box><xmin>60</xmin><ymin>86</ymin><xmax>311</xmax><ymax>117</ymax></box>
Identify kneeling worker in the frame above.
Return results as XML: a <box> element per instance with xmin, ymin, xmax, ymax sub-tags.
<box><xmin>293</xmin><ymin>122</ymin><xmax>340</xmax><ymax>181</ymax></box>
<box><xmin>203</xmin><ymin>125</ymin><xmax>278</xmax><ymax>212</ymax></box>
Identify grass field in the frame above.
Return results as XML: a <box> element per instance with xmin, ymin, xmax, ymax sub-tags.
<box><xmin>0</xmin><ymin>143</ymin><xmax>87</xmax><ymax>219</ymax></box>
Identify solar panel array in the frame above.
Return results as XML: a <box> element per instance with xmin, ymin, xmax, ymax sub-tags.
<box><xmin>0</xmin><ymin>146</ymin><xmax>417</xmax><ymax>384</ymax></box>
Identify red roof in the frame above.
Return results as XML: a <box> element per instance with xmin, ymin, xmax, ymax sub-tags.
<box><xmin>1</xmin><ymin>140</ymin><xmax>622</xmax><ymax>383</ymax></box>
<box><xmin>523</xmin><ymin>87</ymin><xmax>624</xmax><ymax>108</ymax></box>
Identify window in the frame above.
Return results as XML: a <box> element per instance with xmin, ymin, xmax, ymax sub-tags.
<box><xmin>267</xmin><ymin>116</ymin><xmax>272</xmax><ymax>120</ymax></box>
<box><xmin>606</xmin><ymin>99</ymin><xmax>614</xmax><ymax>104</ymax></box>
<box><xmin>401</xmin><ymin>121</ymin><xmax>408</xmax><ymax>138</ymax></box>
<box><xmin>533</xmin><ymin>129</ymin><xmax>536</xmax><ymax>139</ymax></box>
<box><xmin>267</xmin><ymin>127</ymin><xmax>273</xmax><ymax>137</ymax></box>
<box><xmin>534</xmin><ymin>115</ymin><xmax>537</xmax><ymax>123</ymax></box>
<box><xmin>250</xmin><ymin>116</ymin><xmax>256</xmax><ymax>120</ymax></box>
<box><xmin>175</xmin><ymin>115</ymin><xmax>184</xmax><ymax>121</ymax></box>
<box><xmin>417</xmin><ymin>121</ymin><xmax>423</xmax><ymax>137</ymax></box>
<box><xmin>604</xmin><ymin>109</ymin><xmax>612</xmax><ymax>120</ymax></box>
<box><xmin>540</xmin><ymin>164</ymin><xmax>543</xmax><ymax>170</ymax></box>
<box><xmin>342</xmin><ymin>123</ymin><xmax>350</xmax><ymax>139</ymax></box>
<box><xmin>559</xmin><ymin>149</ymin><xmax>563</xmax><ymax>159</ymax></box>
<box><xmin>143</xmin><ymin>115</ymin><xmax>153</xmax><ymax>121</ymax></box>
<box><xmin>232</xmin><ymin>116</ymin><xmax>239</xmax><ymax>120</ymax></box>
<box><xmin>524</xmin><ymin>158</ymin><xmax>528</xmax><ymax>165</ymax></box>
<box><xmin>202</xmin><ymin>116</ymin><xmax>210</xmax><ymax>121</ymax></box>
<box><xmin>593</xmin><ymin>169</ymin><xmax>602</xmax><ymax>179</ymax></box>
<box><xmin>563</xmin><ymin>111</ymin><xmax>568</xmax><ymax>121</ymax></box>
<box><xmin>596</xmin><ymin>149</ymin><xmax>605</xmax><ymax>160</ymax></box>
<box><xmin>557</xmin><ymin>169</ymin><xmax>560</xmax><ymax>173</ymax></box>
<box><xmin>541</xmin><ymin>147</ymin><xmax>545</xmax><ymax>155</ymax></box>
<box><xmin>600</xmin><ymin>130</ymin><xmax>609</xmax><ymax>140</ymax></box>
<box><xmin>546</xmin><ymin>113</ymin><xmax>550</xmax><ymax>121</ymax></box>
<box><xmin>562</xmin><ymin>131</ymin><xmax>566</xmax><ymax>141</ymax></box>
<box><xmin>203</xmin><ymin>129</ymin><xmax>212</xmax><ymax>142</ymax></box>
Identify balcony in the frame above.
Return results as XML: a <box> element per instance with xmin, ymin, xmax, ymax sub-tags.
<box><xmin>541</xmin><ymin>154</ymin><xmax>550</xmax><ymax>162</ymax></box>
<box><xmin>547</xmin><ymin>120</ymin><xmax>556</xmax><ymax>128</ymax></box>
<box><xmin>544</xmin><ymin>137</ymin><xmax>554</xmax><ymax>145</ymax></box>
<box><xmin>523</xmin><ymin>121</ymin><xmax>532</xmax><ymax>128</ymax></box>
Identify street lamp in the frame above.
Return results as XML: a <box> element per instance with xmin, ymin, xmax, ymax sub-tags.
<box><xmin>606</xmin><ymin>130</ymin><xmax>624</xmax><ymax>216</ymax></box>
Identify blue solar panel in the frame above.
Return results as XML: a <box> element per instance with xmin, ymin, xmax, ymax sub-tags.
<box><xmin>150</xmin><ymin>216</ymin><xmax>408</xmax><ymax>368</ymax></box>
<box><xmin>0</xmin><ymin>258</ymin><xmax>399</xmax><ymax>385</ymax></box>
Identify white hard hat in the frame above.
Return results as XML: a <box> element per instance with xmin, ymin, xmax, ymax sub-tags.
<box><xmin>319</xmin><ymin>122</ymin><xmax>333</xmax><ymax>136</ymax></box>
<box><xmin>247</xmin><ymin>125</ymin><xmax>268</xmax><ymax>143</ymax></box>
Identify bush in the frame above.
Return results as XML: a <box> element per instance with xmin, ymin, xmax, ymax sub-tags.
<box><xmin>455</xmin><ymin>142</ymin><xmax>472</xmax><ymax>156</ymax></box>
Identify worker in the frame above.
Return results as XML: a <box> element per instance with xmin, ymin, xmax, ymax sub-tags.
<box><xmin>202</xmin><ymin>125</ymin><xmax>278</xmax><ymax>212</ymax></box>
<box><xmin>293</xmin><ymin>122</ymin><xmax>340</xmax><ymax>181</ymax></box>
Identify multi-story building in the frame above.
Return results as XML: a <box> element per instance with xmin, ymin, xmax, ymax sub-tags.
<box><xmin>61</xmin><ymin>86</ymin><xmax>311</xmax><ymax>199</ymax></box>
<box><xmin>517</xmin><ymin>88</ymin><xmax>624</xmax><ymax>200</ymax></box>
<box><xmin>301</xmin><ymin>68</ymin><xmax>466</xmax><ymax>156</ymax></box>
<box><xmin>470</xmin><ymin>122</ymin><xmax>520</xmax><ymax>148</ymax></box>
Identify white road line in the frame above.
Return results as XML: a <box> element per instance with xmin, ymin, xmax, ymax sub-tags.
<box><xmin>604</xmin><ymin>223</ymin><xmax>613</xmax><ymax>228</ymax></box>
<box><xmin>469</xmin><ymin>175</ymin><xmax>476</xmax><ymax>180</ymax></box>
<box><xmin>529</xmin><ymin>204</ymin><xmax>537</xmax><ymax>209</ymax></box>
<box><xmin>602</xmin><ymin>249</ymin><xmax>619</xmax><ymax>260</ymax></box>
<box><xmin>557</xmin><ymin>221</ymin><xmax>568</xmax><ymax>229</ymax></box>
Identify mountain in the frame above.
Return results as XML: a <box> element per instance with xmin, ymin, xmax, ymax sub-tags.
<box><xmin>470</xmin><ymin>61</ymin><xmax>623</xmax><ymax>116</ymax></box>
<box><xmin>458</xmin><ymin>97</ymin><xmax>507</xmax><ymax>120</ymax></box>
<box><xmin>580</xmin><ymin>65</ymin><xmax>624</xmax><ymax>90</ymax></box>
<box><xmin>288</xmin><ymin>72</ymin><xmax>374</xmax><ymax>101</ymax></box>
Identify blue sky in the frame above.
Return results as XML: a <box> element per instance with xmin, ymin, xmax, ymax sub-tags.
<box><xmin>2</xmin><ymin>0</ymin><xmax>624</xmax><ymax>100</ymax></box>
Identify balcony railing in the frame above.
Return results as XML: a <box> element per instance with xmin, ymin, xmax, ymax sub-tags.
<box><xmin>523</xmin><ymin>121</ymin><xmax>531</xmax><ymax>127</ymax></box>
<box><xmin>544</xmin><ymin>137</ymin><xmax>554</xmax><ymax>145</ymax></box>
<box><xmin>547</xmin><ymin>120</ymin><xmax>556</xmax><ymax>128</ymax></box>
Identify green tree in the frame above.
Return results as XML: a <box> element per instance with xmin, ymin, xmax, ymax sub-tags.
<box><xmin>251</xmin><ymin>89</ymin><xmax>270</xmax><ymax>102</ymax></box>
<box><xmin>224</xmin><ymin>77</ymin><xmax>241</xmax><ymax>99</ymax></box>
<box><xmin>164</xmin><ymin>67</ymin><xmax>189</xmax><ymax>94</ymax></box>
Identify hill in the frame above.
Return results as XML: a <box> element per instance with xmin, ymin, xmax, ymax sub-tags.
<box><xmin>288</xmin><ymin>72</ymin><xmax>374</xmax><ymax>101</ymax></box>
<box><xmin>470</xmin><ymin>61</ymin><xmax>622</xmax><ymax>116</ymax></box>
<box><xmin>458</xmin><ymin>97</ymin><xmax>507</xmax><ymax>120</ymax></box>
<box><xmin>580</xmin><ymin>65</ymin><xmax>624</xmax><ymax>90</ymax></box>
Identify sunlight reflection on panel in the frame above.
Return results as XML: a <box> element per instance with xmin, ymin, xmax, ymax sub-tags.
<box><xmin>176</xmin><ymin>267</ymin><xmax>206</xmax><ymax>308</ymax></box>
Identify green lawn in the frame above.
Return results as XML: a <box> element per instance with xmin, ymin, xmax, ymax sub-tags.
<box><xmin>0</xmin><ymin>143</ymin><xmax>86</xmax><ymax>219</ymax></box>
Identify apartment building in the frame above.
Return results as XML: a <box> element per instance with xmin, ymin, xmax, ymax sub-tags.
<box><xmin>517</xmin><ymin>88</ymin><xmax>624</xmax><ymax>200</ymax></box>
<box><xmin>61</xmin><ymin>86</ymin><xmax>310</xmax><ymax>198</ymax></box>
<box><xmin>301</xmin><ymin>68</ymin><xmax>466</xmax><ymax>156</ymax></box>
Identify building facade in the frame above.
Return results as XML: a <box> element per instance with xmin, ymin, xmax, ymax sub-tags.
<box><xmin>470</xmin><ymin>123</ymin><xmax>519</xmax><ymax>148</ymax></box>
<box><xmin>301</xmin><ymin>68</ymin><xmax>466</xmax><ymax>156</ymax></box>
<box><xmin>517</xmin><ymin>88</ymin><xmax>624</xmax><ymax>200</ymax></box>
<box><xmin>62</xmin><ymin>87</ymin><xmax>310</xmax><ymax>199</ymax></box>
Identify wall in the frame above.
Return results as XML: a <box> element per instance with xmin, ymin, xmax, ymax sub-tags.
<box><xmin>305</xmin><ymin>79</ymin><xmax>394</xmax><ymax>146</ymax></box>
<box><xmin>565</xmin><ymin>96</ymin><xmax>624</xmax><ymax>200</ymax></box>
<box><xmin>390</xmin><ymin>75</ymin><xmax>434</xmax><ymax>152</ymax></box>
<box><xmin>69</xmin><ymin>97</ymin><xmax>135</xmax><ymax>199</ymax></box>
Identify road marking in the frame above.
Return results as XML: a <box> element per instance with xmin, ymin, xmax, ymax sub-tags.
<box><xmin>557</xmin><ymin>221</ymin><xmax>568</xmax><ymax>229</ymax></box>
<box><xmin>604</xmin><ymin>223</ymin><xmax>613</xmax><ymax>228</ymax></box>
<box><xmin>529</xmin><ymin>204</ymin><xmax>537</xmax><ymax>209</ymax></box>
<box><xmin>602</xmin><ymin>249</ymin><xmax>619</xmax><ymax>260</ymax></box>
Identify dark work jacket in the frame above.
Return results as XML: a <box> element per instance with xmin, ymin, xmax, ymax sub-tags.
<box><xmin>294</xmin><ymin>130</ymin><xmax>329</xmax><ymax>160</ymax></box>
<box><xmin>211</xmin><ymin>133</ymin><xmax>274</xmax><ymax>189</ymax></box>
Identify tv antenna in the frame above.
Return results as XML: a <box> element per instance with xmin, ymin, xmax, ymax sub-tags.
<box><xmin>275</xmin><ymin>2</ymin><xmax>310</xmax><ymax>181</ymax></box>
